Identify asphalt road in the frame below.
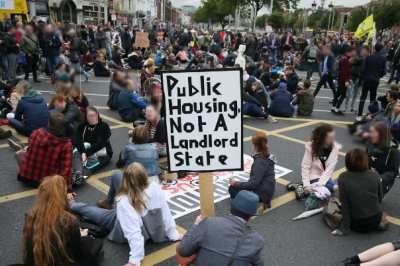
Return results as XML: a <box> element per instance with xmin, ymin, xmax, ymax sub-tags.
<box><xmin>0</xmin><ymin>70</ymin><xmax>399</xmax><ymax>266</ymax></box>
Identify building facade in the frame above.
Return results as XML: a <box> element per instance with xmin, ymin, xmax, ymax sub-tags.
<box><xmin>48</xmin><ymin>0</ymin><xmax>108</xmax><ymax>24</ymax></box>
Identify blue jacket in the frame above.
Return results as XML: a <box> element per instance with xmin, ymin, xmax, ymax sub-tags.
<box><xmin>269</xmin><ymin>89</ymin><xmax>294</xmax><ymax>117</ymax></box>
<box><xmin>15</xmin><ymin>91</ymin><xmax>49</xmax><ymax>135</ymax></box>
<box><xmin>117</xmin><ymin>88</ymin><xmax>148</xmax><ymax>122</ymax></box>
<box><xmin>122</xmin><ymin>143</ymin><xmax>160</xmax><ymax>176</ymax></box>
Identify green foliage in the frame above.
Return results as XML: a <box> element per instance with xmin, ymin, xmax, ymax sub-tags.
<box><xmin>349</xmin><ymin>7</ymin><xmax>367</xmax><ymax>32</ymax></box>
<box><xmin>267</xmin><ymin>12</ymin><xmax>286</xmax><ymax>30</ymax></box>
<box><xmin>192</xmin><ymin>0</ymin><xmax>236</xmax><ymax>27</ymax></box>
<box><xmin>256</xmin><ymin>14</ymin><xmax>269</xmax><ymax>28</ymax></box>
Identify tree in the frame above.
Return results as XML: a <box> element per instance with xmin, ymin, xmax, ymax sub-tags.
<box><xmin>240</xmin><ymin>0</ymin><xmax>299</xmax><ymax>31</ymax></box>
<box><xmin>256</xmin><ymin>14</ymin><xmax>269</xmax><ymax>28</ymax></box>
<box><xmin>192</xmin><ymin>0</ymin><xmax>237</xmax><ymax>28</ymax></box>
<box><xmin>349</xmin><ymin>7</ymin><xmax>367</xmax><ymax>32</ymax></box>
<box><xmin>267</xmin><ymin>11</ymin><xmax>286</xmax><ymax>30</ymax></box>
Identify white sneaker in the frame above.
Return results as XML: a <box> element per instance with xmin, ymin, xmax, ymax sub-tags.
<box><xmin>266</xmin><ymin>116</ymin><xmax>278</xmax><ymax>123</ymax></box>
<box><xmin>355</xmin><ymin>116</ymin><xmax>363</xmax><ymax>122</ymax></box>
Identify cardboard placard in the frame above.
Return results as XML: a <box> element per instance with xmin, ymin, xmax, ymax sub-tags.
<box><xmin>162</xmin><ymin>69</ymin><xmax>243</xmax><ymax>173</ymax></box>
<box><xmin>134</xmin><ymin>32</ymin><xmax>150</xmax><ymax>48</ymax></box>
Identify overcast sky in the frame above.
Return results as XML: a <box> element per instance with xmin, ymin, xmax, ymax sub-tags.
<box><xmin>171</xmin><ymin>0</ymin><xmax>371</xmax><ymax>8</ymax></box>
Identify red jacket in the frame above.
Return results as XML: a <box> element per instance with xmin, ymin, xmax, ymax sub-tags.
<box><xmin>18</xmin><ymin>128</ymin><xmax>73</xmax><ymax>186</ymax></box>
<box><xmin>339</xmin><ymin>55</ymin><xmax>351</xmax><ymax>86</ymax></box>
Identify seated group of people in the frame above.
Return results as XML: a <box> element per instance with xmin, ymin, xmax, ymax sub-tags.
<box><xmin>242</xmin><ymin>62</ymin><xmax>314</xmax><ymax>122</ymax></box>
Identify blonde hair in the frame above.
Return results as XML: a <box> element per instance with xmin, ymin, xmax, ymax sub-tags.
<box><xmin>117</xmin><ymin>163</ymin><xmax>149</xmax><ymax>213</ymax></box>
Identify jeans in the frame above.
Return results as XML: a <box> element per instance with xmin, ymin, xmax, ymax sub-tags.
<box><xmin>69</xmin><ymin>171</ymin><xmax>122</xmax><ymax>231</ymax></box>
<box><xmin>243</xmin><ymin>102</ymin><xmax>267</xmax><ymax>118</ymax></box>
<box><xmin>358</xmin><ymin>79</ymin><xmax>379</xmax><ymax>116</ymax></box>
<box><xmin>345</xmin><ymin>79</ymin><xmax>361</xmax><ymax>111</ymax></box>
<box><xmin>47</xmin><ymin>55</ymin><xmax>59</xmax><ymax>75</ymax></box>
<box><xmin>8</xmin><ymin>118</ymin><xmax>30</xmax><ymax>136</ymax></box>
<box><xmin>71</xmin><ymin>62</ymin><xmax>90</xmax><ymax>80</ymax></box>
<box><xmin>5</xmin><ymin>53</ymin><xmax>18</xmax><ymax>80</ymax></box>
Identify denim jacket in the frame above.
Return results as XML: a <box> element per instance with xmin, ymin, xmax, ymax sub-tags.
<box><xmin>122</xmin><ymin>143</ymin><xmax>160</xmax><ymax>176</ymax></box>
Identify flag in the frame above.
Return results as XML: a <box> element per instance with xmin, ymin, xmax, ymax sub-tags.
<box><xmin>354</xmin><ymin>15</ymin><xmax>374</xmax><ymax>39</ymax></box>
<box><xmin>366</xmin><ymin>21</ymin><xmax>377</xmax><ymax>46</ymax></box>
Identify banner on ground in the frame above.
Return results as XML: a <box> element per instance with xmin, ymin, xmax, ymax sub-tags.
<box><xmin>162</xmin><ymin>154</ymin><xmax>292</xmax><ymax>219</ymax></box>
<box><xmin>354</xmin><ymin>15</ymin><xmax>374</xmax><ymax>40</ymax></box>
<box><xmin>162</xmin><ymin>69</ymin><xmax>243</xmax><ymax>172</ymax></box>
<box><xmin>133</xmin><ymin>32</ymin><xmax>150</xmax><ymax>48</ymax></box>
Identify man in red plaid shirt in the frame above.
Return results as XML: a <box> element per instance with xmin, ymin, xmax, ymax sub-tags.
<box><xmin>18</xmin><ymin>112</ymin><xmax>73</xmax><ymax>187</ymax></box>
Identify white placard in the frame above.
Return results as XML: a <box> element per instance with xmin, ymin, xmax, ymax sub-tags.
<box><xmin>162</xmin><ymin>69</ymin><xmax>243</xmax><ymax>172</ymax></box>
<box><xmin>0</xmin><ymin>0</ymin><xmax>14</xmax><ymax>10</ymax></box>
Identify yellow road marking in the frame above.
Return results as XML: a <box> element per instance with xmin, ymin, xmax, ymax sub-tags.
<box><xmin>265</xmin><ymin>116</ymin><xmax>353</xmax><ymax>125</ymax></box>
<box><xmin>0</xmin><ymin>189</ymin><xmax>37</xmax><ymax>204</ymax></box>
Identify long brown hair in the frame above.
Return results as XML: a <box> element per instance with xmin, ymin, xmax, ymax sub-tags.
<box><xmin>252</xmin><ymin>132</ymin><xmax>269</xmax><ymax>158</ymax></box>
<box><xmin>117</xmin><ymin>163</ymin><xmax>149</xmax><ymax>213</ymax></box>
<box><xmin>311</xmin><ymin>124</ymin><xmax>334</xmax><ymax>158</ymax></box>
<box><xmin>22</xmin><ymin>175</ymin><xmax>76</xmax><ymax>266</ymax></box>
<box><xmin>371</xmin><ymin>122</ymin><xmax>391</xmax><ymax>149</ymax></box>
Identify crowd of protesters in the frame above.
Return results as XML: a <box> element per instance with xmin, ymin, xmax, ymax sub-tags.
<box><xmin>2</xmin><ymin>14</ymin><xmax>400</xmax><ymax>266</ymax></box>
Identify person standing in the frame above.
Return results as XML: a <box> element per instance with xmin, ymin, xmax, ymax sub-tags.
<box><xmin>21</xmin><ymin>25</ymin><xmax>40</xmax><ymax>82</ymax></box>
<box><xmin>332</xmin><ymin>47</ymin><xmax>355</xmax><ymax>115</ymax></box>
<box><xmin>357</xmin><ymin>43</ymin><xmax>387</xmax><ymax>120</ymax></box>
<box><xmin>3</xmin><ymin>26</ymin><xmax>19</xmax><ymax>81</ymax></box>
<box><xmin>44</xmin><ymin>25</ymin><xmax>62</xmax><ymax>75</ymax></box>
<box><xmin>313</xmin><ymin>46</ymin><xmax>338</xmax><ymax>104</ymax></box>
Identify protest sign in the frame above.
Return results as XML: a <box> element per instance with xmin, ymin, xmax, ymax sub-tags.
<box><xmin>161</xmin><ymin>69</ymin><xmax>243</xmax><ymax>173</ymax></box>
<box><xmin>133</xmin><ymin>32</ymin><xmax>150</xmax><ymax>48</ymax></box>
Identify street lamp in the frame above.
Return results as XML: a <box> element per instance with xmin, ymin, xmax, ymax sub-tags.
<box><xmin>311</xmin><ymin>0</ymin><xmax>317</xmax><ymax>10</ymax></box>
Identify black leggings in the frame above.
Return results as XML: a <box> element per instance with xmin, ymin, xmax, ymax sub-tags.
<box><xmin>313</xmin><ymin>74</ymin><xmax>338</xmax><ymax>105</ymax></box>
<box><xmin>358</xmin><ymin>79</ymin><xmax>379</xmax><ymax>116</ymax></box>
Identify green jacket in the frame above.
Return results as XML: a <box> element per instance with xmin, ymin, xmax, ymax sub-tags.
<box><xmin>21</xmin><ymin>34</ymin><xmax>40</xmax><ymax>55</ymax></box>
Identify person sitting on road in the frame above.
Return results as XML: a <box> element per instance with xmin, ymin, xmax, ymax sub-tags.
<box><xmin>117</xmin><ymin>79</ymin><xmax>148</xmax><ymax>123</ymax></box>
<box><xmin>177</xmin><ymin>190</ymin><xmax>265</xmax><ymax>266</ymax></box>
<box><xmin>118</xmin><ymin>125</ymin><xmax>160</xmax><ymax>183</ymax></box>
<box><xmin>284</xmin><ymin>65</ymin><xmax>299</xmax><ymax>94</ymax></box>
<box><xmin>292</xmin><ymin>79</ymin><xmax>314</xmax><ymax>116</ymax></box>
<box><xmin>69</xmin><ymin>163</ymin><xmax>180</xmax><ymax>266</ymax></box>
<box><xmin>144</xmin><ymin>105</ymin><xmax>167</xmax><ymax>145</ymax></box>
<box><xmin>140</xmin><ymin>58</ymin><xmax>156</xmax><ymax>93</ymax></box>
<box><xmin>343</xmin><ymin>240</ymin><xmax>400</xmax><ymax>266</ymax></box>
<box><xmin>17</xmin><ymin>112</ymin><xmax>73</xmax><ymax>188</ymax></box>
<box><xmin>7</xmin><ymin>80</ymin><xmax>49</xmax><ymax>137</ymax></box>
<box><xmin>22</xmin><ymin>175</ymin><xmax>99</xmax><ymax>266</ymax></box>
<box><xmin>366</xmin><ymin>122</ymin><xmax>400</xmax><ymax>197</ymax></box>
<box><xmin>269</xmin><ymin>82</ymin><xmax>295</xmax><ymax>118</ymax></box>
<box><xmin>388</xmin><ymin>100</ymin><xmax>400</xmax><ymax>143</ymax></box>
<box><xmin>107</xmin><ymin>70</ymin><xmax>126</xmax><ymax>110</ymax></box>
<box><xmin>301</xmin><ymin>124</ymin><xmax>341</xmax><ymax>193</ymax></box>
<box><xmin>334</xmin><ymin>148</ymin><xmax>387</xmax><ymax>236</ymax></box>
<box><xmin>378</xmin><ymin>85</ymin><xmax>399</xmax><ymax>113</ymax></box>
<box><xmin>74</xmin><ymin>106</ymin><xmax>112</xmax><ymax>177</ymax></box>
<box><xmin>93</xmin><ymin>52</ymin><xmax>111</xmax><ymax>77</ymax></box>
<box><xmin>69</xmin><ymin>86</ymin><xmax>89</xmax><ymax>115</ymax></box>
<box><xmin>229</xmin><ymin>132</ymin><xmax>276</xmax><ymax>211</ymax></box>
<box><xmin>49</xmin><ymin>94</ymin><xmax>83</xmax><ymax>138</ymax></box>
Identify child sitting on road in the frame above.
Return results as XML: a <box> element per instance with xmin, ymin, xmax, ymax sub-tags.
<box><xmin>292</xmin><ymin>79</ymin><xmax>314</xmax><ymax>117</ymax></box>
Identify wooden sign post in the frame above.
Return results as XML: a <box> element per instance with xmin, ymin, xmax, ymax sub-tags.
<box><xmin>199</xmin><ymin>173</ymin><xmax>215</xmax><ymax>217</ymax></box>
<box><xmin>161</xmin><ymin>69</ymin><xmax>243</xmax><ymax>218</ymax></box>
